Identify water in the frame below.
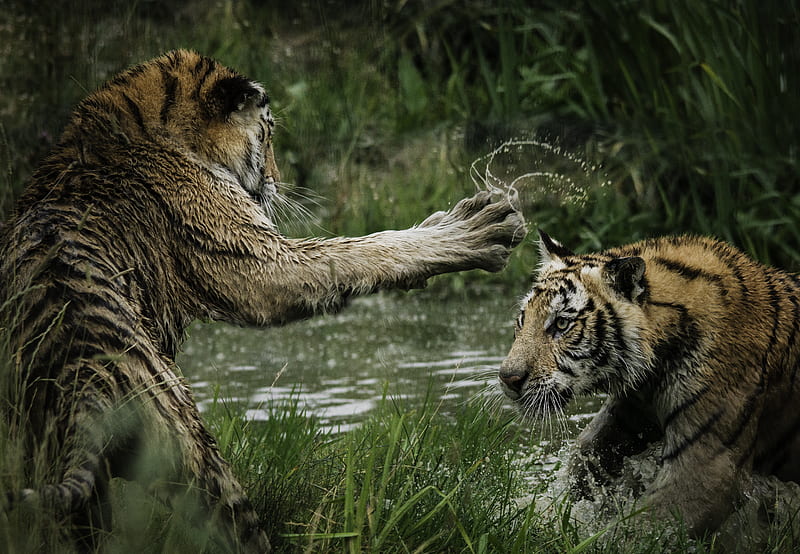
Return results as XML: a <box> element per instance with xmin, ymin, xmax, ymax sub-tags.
<box><xmin>179</xmin><ymin>291</ymin><xmax>531</xmax><ymax>432</ymax></box>
<box><xmin>469</xmin><ymin>139</ymin><xmax>611</xmax><ymax>210</ymax></box>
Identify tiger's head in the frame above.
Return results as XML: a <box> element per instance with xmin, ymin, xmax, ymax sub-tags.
<box><xmin>499</xmin><ymin>231</ymin><xmax>654</xmax><ymax>420</ymax></box>
<box><xmin>59</xmin><ymin>49</ymin><xmax>280</xmax><ymax>212</ymax></box>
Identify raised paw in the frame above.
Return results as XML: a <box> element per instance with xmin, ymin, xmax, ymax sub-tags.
<box><xmin>467</xmin><ymin>205</ymin><xmax>526</xmax><ymax>270</ymax></box>
<box><xmin>420</xmin><ymin>190</ymin><xmax>496</xmax><ymax>227</ymax></box>
<box><xmin>425</xmin><ymin>191</ymin><xmax>525</xmax><ymax>241</ymax></box>
<box><xmin>421</xmin><ymin>190</ymin><xmax>526</xmax><ymax>272</ymax></box>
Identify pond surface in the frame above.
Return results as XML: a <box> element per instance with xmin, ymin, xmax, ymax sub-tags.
<box><xmin>180</xmin><ymin>291</ymin><xmax>518</xmax><ymax>431</ymax></box>
<box><xmin>178</xmin><ymin>289</ymin><xmax>602</xmax><ymax>434</ymax></box>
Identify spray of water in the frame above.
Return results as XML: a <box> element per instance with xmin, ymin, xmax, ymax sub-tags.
<box><xmin>468</xmin><ymin>138</ymin><xmax>611</xmax><ymax>209</ymax></box>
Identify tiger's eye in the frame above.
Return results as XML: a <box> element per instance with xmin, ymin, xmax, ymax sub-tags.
<box><xmin>549</xmin><ymin>316</ymin><xmax>572</xmax><ymax>337</ymax></box>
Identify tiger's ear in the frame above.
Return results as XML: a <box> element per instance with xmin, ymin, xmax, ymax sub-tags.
<box><xmin>210</xmin><ymin>76</ymin><xmax>264</xmax><ymax>117</ymax></box>
<box><xmin>603</xmin><ymin>256</ymin><xmax>646</xmax><ymax>302</ymax></box>
<box><xmin>537</xmin><ymin>229</ymin><xmax>574</xmax><ymax>265</ymax></box>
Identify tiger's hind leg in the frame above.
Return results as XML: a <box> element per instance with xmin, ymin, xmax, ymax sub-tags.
<box><xmin>16</xmin><ymin>384</ymin><xmax>138</xmax><ymax>549</ymax></box>
<box><xmin>146</xmin><ymin>387</ymin><xmax>271</xmax><ymax>553</ymax></box>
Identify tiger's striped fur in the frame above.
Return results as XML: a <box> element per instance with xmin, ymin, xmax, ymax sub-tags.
<box><xmin>499</xmin><ymin>230</ymin><xmax>800</xmax><ymax>535</ymax></box>
<box><xmin>0</xmin><ymin>49</ymin><xmax>525</xmax><ymax>551</ymax></box>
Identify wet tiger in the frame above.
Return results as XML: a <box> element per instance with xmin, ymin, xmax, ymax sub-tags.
<box><xmin>499</xmin><ymin>230</ymin><xmax>800</xmax><ymax>536</ymax></box>
<box><xmin>0</xmin><ymin>49</ymin><xmax>525</xmax><ymax>551</ymax></box>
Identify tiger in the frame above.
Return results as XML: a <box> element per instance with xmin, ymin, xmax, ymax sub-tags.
<box><xmin>0</xmin><ymin>49</ymin><xmax>526</xmax><ymax>552</ymax></box>
<box><xmin>499</xmin><ymin>230</ymin><xmax>800</xmax><ymax>537</ymax></box>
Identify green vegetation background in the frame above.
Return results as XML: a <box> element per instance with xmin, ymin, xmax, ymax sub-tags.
<box><xmin>3</xmin><ymin>0</ymin><xmax>799</xmax><ymax>278</ymax></box>
<box><xmin>1</xmin><ymin>0</ymin><xmax>799</xmax><ymax>552</ymax></box>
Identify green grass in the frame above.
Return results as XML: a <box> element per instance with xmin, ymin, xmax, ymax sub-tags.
<box><xmin>378</xmin><ymin>0</ymin><xmax>800</xmax><ymax>266</ymax></box>
<box><xmin>1</xmin><ymin>359</ymin><xmax>798</xmax><ymax>552</ymax></box>
<box><xmin>0</xmin><ymin>387</ymin><xmax>690</xmax><ymax>553</ymax></box>
<box><xmin>180</xmin><ymin>391</ymin><xmax>800</xmax><ymax>553</ymax></box>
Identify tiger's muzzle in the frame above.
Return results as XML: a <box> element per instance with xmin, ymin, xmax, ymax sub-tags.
<box><xmin>499</xmin><ymin>358</ymin><xmax>529</xmax><ymax>400</ymax></box>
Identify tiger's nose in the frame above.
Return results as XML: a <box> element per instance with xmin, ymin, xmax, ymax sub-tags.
<box><xmin>499</xmin><ymin>360</ymin><xmax>528</xmax><ymax>398</ymax></box>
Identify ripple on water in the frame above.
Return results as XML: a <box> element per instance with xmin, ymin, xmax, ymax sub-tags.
<box><xmin>180</xmin><ymin>294</ymin><xmax>519</xmax><ymax>428</ymax></box>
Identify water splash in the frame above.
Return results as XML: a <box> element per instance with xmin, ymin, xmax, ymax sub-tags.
<box><xmin>518</xmin><ymin>438</ymin><xmax>800</xmax><ymax>550</ymax></box>
<box><xmin>469</xmin><ymin>139</ymin><xmax>611</xmax><ymax>208</ymax></box>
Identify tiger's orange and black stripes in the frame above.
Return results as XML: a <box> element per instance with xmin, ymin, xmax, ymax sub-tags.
<box><xmin>0</xmin><ymin>50</ymin><xmax>525</xmax><ymax>551</ymax></box>
<box><xmin>500</xmin><ymin>230</ymin><xmax>800</xmax><ymax>535</ymax></box>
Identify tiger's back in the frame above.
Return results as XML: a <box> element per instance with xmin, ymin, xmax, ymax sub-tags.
<box><xmin>608</xmin><ymin>235</ymin><xmax>800</xmax><ymax>480</ymax></box>
<box><xmin>0</xmin><ymin>50</ymin><xmax>269</xmax><ymax>549</ymax></box>
<box><xmin>500</xmin><ymin>232</ymin><xmax>800</xmax><ymax>534</ymax></box>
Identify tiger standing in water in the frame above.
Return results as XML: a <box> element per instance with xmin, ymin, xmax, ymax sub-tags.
<box><xmin>0</xmin><ymin>49</ymin><xmax>526</xmax><ymax>551</ymax></box>
<box><xmin>500</xmin><ymin>230</ymin><xmax>800</xmax><ymax>536</ymax></box>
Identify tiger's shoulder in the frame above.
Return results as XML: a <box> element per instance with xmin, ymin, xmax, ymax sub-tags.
<box><xmin>605</xmin><ymin>234</ymin><xmax>758</xmax><ymax>268</ymax></box>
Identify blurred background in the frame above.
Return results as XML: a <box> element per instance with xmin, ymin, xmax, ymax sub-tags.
<box><xmin>2</xmin><ymin>0</ymin><xmax>799</xmax><ymax>283</ymax></box>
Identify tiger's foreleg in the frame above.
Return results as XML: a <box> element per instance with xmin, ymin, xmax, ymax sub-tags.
<box><xmin>642</xmin><ymin>376</ymin><xmax>766</xmax><ymax>536</ymax></box>
<box><xmin>181</xmin><ymin>426</ymin><xmax>270</xmax><ymax>552</ymax></box>
<box><xmin>146</xmin><ymin>381</ymin><xmax>271</xmax><ymax>553</ymax></box>
<box><xmin>183</xmin><ymin>190</ymin><xmax>526</xmax><ymax>327</ymax></box>
<box><xmin>569</xmin><ymin>395</ymin><xmax>661</xmax><ymax>498</ymax></box>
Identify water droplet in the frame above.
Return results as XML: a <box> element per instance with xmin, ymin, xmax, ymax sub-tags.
<box><xmin>469</xmin><ymin>138</ymin><xmax>608</xmax><ymax>211</ymax></box>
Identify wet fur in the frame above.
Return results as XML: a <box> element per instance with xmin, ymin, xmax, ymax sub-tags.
<box><xmin>500</xmin><ymin>231</ymin><xmax>800</xmax><ymax>535</ymax></box>
<box><xmin>0</xmin><ymin>50</ymin><xmax>525</xmax><ymax>551</ymax></box>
